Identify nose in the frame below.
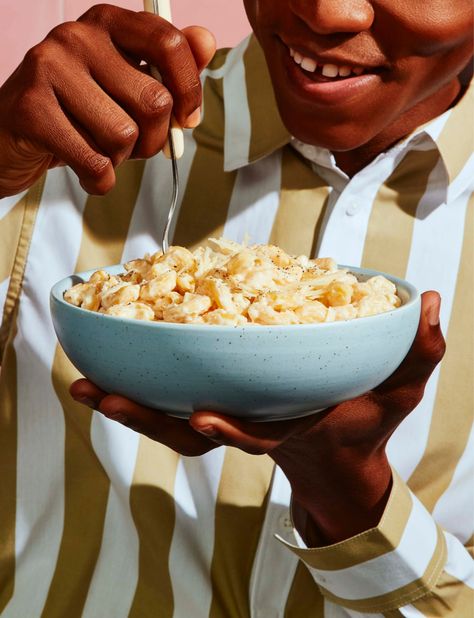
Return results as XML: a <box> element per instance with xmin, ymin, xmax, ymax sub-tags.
<box><xmin>289</xmin><ymin>0</ymin><xmax>375</xmax><ymax>35</ymax></box>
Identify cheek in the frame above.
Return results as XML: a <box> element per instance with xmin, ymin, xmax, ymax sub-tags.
<box><xmin>384</xmin><ymin>2</ymin><xmax>474</xmax><ymax>55</ymax></box>
<box><xmin>242</xmin><ymin>0</ymin><xmax>257</xmax><ymax>27</ymax></box>
<box><xmin>390</xmin><ymin>25</ymin><xmax>473</xmax><ymax>109</ymax></box>
<box><xmin>242</xmin><ymin>0</ymin><xmax>265</xmax><ymax>34</ymax></box>
<box><xmin>243</xmin><ymin>0</ymin><xmax>286</xmax><ymax>38</ymax></box>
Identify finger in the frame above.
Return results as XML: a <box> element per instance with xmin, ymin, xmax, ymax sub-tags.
<box><xmin>70</xmin><ymin>378</ymin><xmax>108</xmax><ymax>408</ymax></box>
<box><xmin>54</xmin><ymin>71</ymin><xmax>140</xmax><ymax>167</ymax></box>
<box><xmin>181</xmin><ymin>26</ymin><xmax>217</xmax><ymax>72</ymax></box>
<box><xmin>89</xmin><ymin>52</ymin><xmax>171</xmax><ymax>159</ymax></box>
<box><xmin>190</xmin><ymin>411</ymin><xmax>315</xmax><ymax>455</ymax></box>
<box><xmin>180</xmin><ymin>26</ymin><xmax>216</xmax><ymax>127</ymax></box>
<box><xmin>81</xmin><ymin>6</ymin><xmax>203</xmax><ymax>126</ymax></box>
<box><xmin>25</xmin><ymin>93</ymin><xmax>115</xmax><ymax>194</ymax></box>
<box><xmin>375</xmin><ymin>291</ymin><xmax>445</xmax><ymax>405</ymax></box>
<box><xmin>98</xmin><ymin>395</ymin><xmax>217</xmax><ymax>457</ymax></box>
<box><xmin>118</xmin><ymin>17</ymin><xmax>201</xmax><ymax>127</ymax></box>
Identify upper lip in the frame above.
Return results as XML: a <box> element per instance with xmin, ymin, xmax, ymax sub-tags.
<box><xmin>279</xmin><ymin>36</ymin><xmax>387</xmax><ymax>70</ymax></box>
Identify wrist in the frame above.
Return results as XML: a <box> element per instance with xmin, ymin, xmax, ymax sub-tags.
<box><xmin>275</xmin><ymin>445</ymin><xmax>392</xmax><ymax>545</ymax></box>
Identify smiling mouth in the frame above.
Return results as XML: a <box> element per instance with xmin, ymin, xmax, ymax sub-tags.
<box><xmin>285</xmin><ymin>44</ymin><xmax>383</xmax><ymax>82</ymax></box>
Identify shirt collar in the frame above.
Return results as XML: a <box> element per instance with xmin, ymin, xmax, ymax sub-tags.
<box><xmin>222</xmin><ymin>35</ymin><xmax>290</xmax><ymax>172</ymax></box>
<box><xmin>222</xmin><ymin>34</ymin><xmax>473</xmax><ymax>189</ymax></box>
<box><xmin>421</xmin><ymin>79</ymin><xmax>474</xmax><ymax>185</ymax></box>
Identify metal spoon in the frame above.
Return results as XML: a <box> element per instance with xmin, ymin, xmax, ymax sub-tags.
<box><xmin>144</xmin><ymin>0</ymin><xmax>182</xmax><ymax>253</ymax></box>
<box><xmin>162</xmin><ymin>125</ymin><xmax>179</xmax><ymax>253</ymax></box>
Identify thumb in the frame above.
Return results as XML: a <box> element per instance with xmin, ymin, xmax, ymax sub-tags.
<box><xmin>407</xmin><ymin>290</ymin><xmax>445</xmax><ymax>374</ymax></box>
<box><xmin>376</xmin><ymin>290</ymin><xmax>446</xmax><ymax>395</ymax></box>
<box><xmin>182</xmin><ymin>26</ymin><xmax>217</xmax><ymax>73</ymax></box>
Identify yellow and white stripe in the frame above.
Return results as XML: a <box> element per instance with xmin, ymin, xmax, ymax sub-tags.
<box><xmin>81</xmin><ymin>416</ymin><xmax>141</xmax><ymax>618</ymax></box>
<box><xmin>168</xmin><ymin>450</ymin><xmax>227</xmax><ymax>618</ymax></box>
<box><xmin>250</xmin><ymin>467</ymin><xmax>300</xmax><ymax>616</ymax></box>
<box><xmin>0</xmin><ymin>34</ymin><xmax>472</xmax><ymax>617</ymax></box>
<box><xmin>2</xmin><ymin>169</ymin><xmax>87</xmax><ymax>617</ymax></box>
<box><xmin>432</xmin><ymin>422</ymin><xmax>474</xmax><ymax>543</ymax></box>
<box><xmin>390</xmin><ymin>190</ymin><xmax>471</xmax><ymax>473</ymax></box>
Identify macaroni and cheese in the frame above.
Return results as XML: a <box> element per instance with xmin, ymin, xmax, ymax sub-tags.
<box><xmin>64</xmin><ymin>239</ymin><xmax>401</xmax><ymax>325</ymax></box>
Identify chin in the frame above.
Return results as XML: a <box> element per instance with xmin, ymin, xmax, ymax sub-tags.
<box><xmin>280</xmin><ymin>109</ymin><xmax>374</xmax><ymax>153</ymax></box>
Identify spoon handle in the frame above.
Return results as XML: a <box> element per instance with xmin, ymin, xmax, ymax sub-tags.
<box><xmin>143</xmin><ymin>0</ymin><xmax>184</xmax><ymax>159</ymax></box>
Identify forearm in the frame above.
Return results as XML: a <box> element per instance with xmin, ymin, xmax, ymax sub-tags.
<box><xmin>274</xmin><ymin>443</ymin><xmax>392</xmax><ymax>545</ymax></box>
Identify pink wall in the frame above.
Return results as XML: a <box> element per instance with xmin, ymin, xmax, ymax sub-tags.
<box><xmin>0</xmin><ymin>0</ymin><xmax>250</xmax><ymax>85</ymax></box>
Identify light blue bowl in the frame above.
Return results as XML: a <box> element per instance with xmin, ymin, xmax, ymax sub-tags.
<box><xmin>50</xmin><ymin>265</ymin><xmax>420</xmax><ymax>421</ymax></box>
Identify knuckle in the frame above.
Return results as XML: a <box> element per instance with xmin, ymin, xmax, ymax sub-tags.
<box><xmin>111</xmin><ymin>121</ymin><xmax>139</xmax><ymax>150</ymax></box>
<box><xmin>371</xmin><ymin>389</ymin><xmax>398</xmax><ymax>415</ymax></box>
<box><xmin>139</xmin><ymin>83</ymin><xmax>173</xmax><ymax>117</ymax></box>
<box><xmin>381</xmin><ymin>386</ymin><xmax>424</xmax><ymax>416</ymax></box>
<box><xmin>48</xmin><ymin>21</ymin><xmax>88</xmax><ymax>48</ymax></box>
<box><xmin>403</xmin><ymin>388</ymin><xmax>425</xmax><ymax>413</ymax></box>
<box><xmin>83</xmin><ymin>151</ymin><xmax>110</xmax><ymax>178</ymax></box>
<box><xmin>416</xmin><ymin>332</ymin><xmax>446</xmax><ymax>367</ymax></box>
<box><xmin>23</xmin><ymin>44</ymin><xmax>44</xmax><ymax>69</ymax></box>
<box><xmin>159</xmin><ymin>29</ymin><xmax>187</xmax><ymax>56</ymax></box>
<box><xmin>23</xmin><ymin>42</ymin><xmax>58</xmax><ymax>77</ymax></box>
<box><xmin>79</xmin><ymin>3</ymin><xmax>115</xmax><ymax>26</ymax></box>
<box><xmin>432</xmin><ymin>335</ymin><xmax>447</xmax><ymax>362</ymax></box>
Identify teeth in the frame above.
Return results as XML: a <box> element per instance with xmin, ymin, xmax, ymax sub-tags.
<box><xmin>321</xmin><ymin>64</ymin><xmax>338</xmax><ymax>78</ymax></box>
<box><xmin>289</xmin><ymin>47</ymin><xmax>366</xmax><ymax>78</ymax></box>
<box><xmin>301</xmin><ymin>57</ymin><xmax>317</xmax><ymax>72</ymax></box>
<box><xmin>293</xmin><ymin>51</ymin><xmax>303</xmax><ymax>65</ymax></box>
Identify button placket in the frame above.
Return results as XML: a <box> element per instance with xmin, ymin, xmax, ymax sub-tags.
<box><xmin>249</xmin><ymin>469</ymin><xmax>300</xmax><ymax>618</ymax></box>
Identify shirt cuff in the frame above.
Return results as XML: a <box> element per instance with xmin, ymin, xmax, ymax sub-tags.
<box><xmin>276</xmin><ymin>468</ymin><xmax>447</xmax><ymax>613</ymax></box>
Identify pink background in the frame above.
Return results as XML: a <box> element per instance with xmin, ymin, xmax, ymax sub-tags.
<box><xmin>0</xmin><ymin>0</ymin><xmax>250</xmax><ymax>85</ymax></box>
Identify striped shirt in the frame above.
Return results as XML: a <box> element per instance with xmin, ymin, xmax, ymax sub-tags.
<box><xmin>0</xmin><ymin>35</ymin><xmax>473</xmax><ymax>617</ymax></box>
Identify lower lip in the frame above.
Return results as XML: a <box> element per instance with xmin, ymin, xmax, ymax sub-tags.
<box><xmin>279</xmin><ymin>44</ymin><xmax>382</xmax><ymax>106</ymax></box>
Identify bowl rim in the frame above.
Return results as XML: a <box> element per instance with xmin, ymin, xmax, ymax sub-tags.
<box><xmin>50</xmin><ymin>263</ymin><xmax>421</xmax><ymax>333</ymax></box>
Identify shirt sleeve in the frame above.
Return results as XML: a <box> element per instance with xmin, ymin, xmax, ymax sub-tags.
<box><xmin>276</xmin><ymin>468</ymin><xmax>474</xmax><ymax>615</ymax></box>
<box><xmin>0</xmin><ymin>191</ymin><xmax>27</xmax><ymax>309</ymax></box>
<box><xmin>0</xmin><ymin>180</ymin><xmax>44</xmax><ymax>359</ymax></box>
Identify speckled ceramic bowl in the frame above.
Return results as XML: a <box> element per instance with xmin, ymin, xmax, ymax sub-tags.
<box><xmin>50</xmin><ymin>265</ymin><xmax>420</xmax><ymax>421</ymax></box>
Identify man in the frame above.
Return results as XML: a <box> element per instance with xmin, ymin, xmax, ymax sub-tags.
<box><xmin>0</xmin><ymin>1</ymin><xmax>472</xmax><ymax>616</ymax></box>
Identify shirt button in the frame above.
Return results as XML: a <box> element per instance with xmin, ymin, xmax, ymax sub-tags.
<box><xmin>345</xmin><ymin>201</ymin><xmax>361</xmax><ymax>216</ymax></box>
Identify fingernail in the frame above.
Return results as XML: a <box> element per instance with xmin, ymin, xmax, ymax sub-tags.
<box><xmin>185</xmin><ymin>108</ymin><xmax>201</xmax><ymax>128</ymax></box>
<box><xmin>75</xmin><ymin>397</ymin><xmax>97</xmax><ymax>409</ymax></box>
<box><xmin>426</xmin><ymin>299</ymin><xmax>440</xmax><ymax>327</ymax></box>
<box><xmin>195</xmin><ymin>425</ymin><xmax>219</xmax><ymax>438</ymax></box>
